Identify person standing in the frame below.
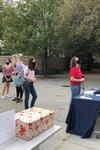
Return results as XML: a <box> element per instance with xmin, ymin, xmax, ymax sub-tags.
<box><xmin>69</xmin><ymin>56</ymin><xmax>85</xmax><ymax>103</ymax></box>
<box><xmin>1</xmin><ymin>59</ymin><xmax>13</xmax><ymax>99</ymax></box>
<box><xmin>24</xmin><ymin>57</ymin><xmax>37</xmax><ymax>109</ymax></box>
<box><xmin>12</xmin><ymin>54</ymin><xmax>25</xmax><ymax>103</ymax></box>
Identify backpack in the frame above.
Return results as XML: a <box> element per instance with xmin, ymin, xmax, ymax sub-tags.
<box><xmin>14</xmin><ymin>72</ymin><xmax>25</xmax><ymax>87</ymax></box>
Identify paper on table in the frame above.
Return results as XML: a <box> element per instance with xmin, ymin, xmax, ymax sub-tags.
<box><xmin>0</xmin><ymin>109</ymin><xmax>15</xmax><ymax>145</ymax></box>
<box><xmin>95</xmin><ymin>94</ymin><xmax>100</xmax><ymax>96</ymax></box>
<box><xmin>79</xmin><ymin>95</ymin><xmax>92</xmax><ymax>99</ymax></box>
<box><xmin>84</xmin><ymin>90</ymin><xmax>94</xmax><ymax>95</ymax></box>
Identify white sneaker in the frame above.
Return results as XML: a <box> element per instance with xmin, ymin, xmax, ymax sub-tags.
<box><xmin>1</xmin><ymin>96</ymin><xmax>5</xmax><ymax>99</ymax></box>
<box><xmin>6</xmin><ymin>95</ymin><xmax>10</xmax><ymax>98</ymax></box>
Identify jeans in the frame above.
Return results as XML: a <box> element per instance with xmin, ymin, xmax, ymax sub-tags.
<box><xmin>70</xmin><ymin>85</ymin><xmax>81</xmax><ymax>105</ymax></box>
<box><xmin>24</xmin><ymin>81</ymin><xmax>37</xmax><ymax>109</ymax></box>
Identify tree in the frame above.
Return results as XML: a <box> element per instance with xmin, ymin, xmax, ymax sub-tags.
<box><xmin>60</xmin><ymin>0</ymin><xmax>100</xmax><ymax>70</ymax></box>
<box><xmin>0</xmin><ymin>0</ymin><xmax>5</xmax><ymax>54</ymax></box>
<box><xmin>2</xmin><ymin>0</ymin><xmax>100</xmax><ymax>73</ymax></box>
<box><xmin>0</xmin><ymin>0</ymin><xmax>4</xmax><ymax>38</ymax></box>
<box><xmin>2</xmin><ymin>0</ymin><xmax>64</xmax><ymax>76</ymax></box>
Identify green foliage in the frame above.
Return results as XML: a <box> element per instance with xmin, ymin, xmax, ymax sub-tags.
<box><xmin>0</xmin><ymin>0</ymin><xmax>4</xmax><ymax>39</ymax></box>
<box><xmin>61</xmin><ymin>0</ymin><xmax>100</xmax><ymax>55</ymax></box>
<box><xmin>1</xmin><ymin>0</ymin><xmax>100</xmax><ymax>59</ymax></box>
<box><xmin>2</xmin><ymin>0</ymin><xmax>64</xmax><ymax>56</ymax></box>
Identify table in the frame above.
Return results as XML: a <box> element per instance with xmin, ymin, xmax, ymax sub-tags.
<box><xmin>66</xmin><ymin>93</ymin><xmax>100</xmax><ymax>138</ymax></box>
<box><xmin>0</xmin><ymin>125</ymin><xmax>61</xmax><ymax>150</ymax></box>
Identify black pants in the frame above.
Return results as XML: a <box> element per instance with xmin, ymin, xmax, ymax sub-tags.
<box><xmin>16</xmin><ymin>86</ymin><xmax>23</xmax><ymax>99</ymax></box>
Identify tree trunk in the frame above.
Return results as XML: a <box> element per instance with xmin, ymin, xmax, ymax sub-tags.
<box><xmin>42</xmin><ymin>47</ymin><xmax>48</xmax><ymax>77</ymax></box>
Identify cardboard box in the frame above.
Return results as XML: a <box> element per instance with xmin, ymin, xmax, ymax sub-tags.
<box><xmin>15</xmin><ymin>107</ymin><xmax>54</xmax><ymax>140</ymax></box>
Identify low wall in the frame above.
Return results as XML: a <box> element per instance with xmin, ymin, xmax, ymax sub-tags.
<box><xmin>0</xmin><ymin>56</ymin><xmax>67</xmax><ymax>74</ymax></box>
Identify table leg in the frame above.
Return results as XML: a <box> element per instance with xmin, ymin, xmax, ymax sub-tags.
<box><xmin>94</xmin><ymin>130</ymin><xmax>100</xmax><ymax>139</ymax></box>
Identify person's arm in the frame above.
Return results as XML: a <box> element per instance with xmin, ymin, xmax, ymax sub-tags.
<box><xmin>32</xmin><ymin>71</ymin><xmax>37</xmax><ymax>83</ymax></box>
<box><xmin>70</xmin><ymin>76</ymin><xmax>85</xmax><ymax>82</ymax></box>
<box><xmin>2</xmin><ymin>66</ymin><xmax>8</xmax><ymax>80</ymax></box>
<box><xmin>24</xmin><ymin>67</ymin><xmax>32</xmax><ymax>81</ymax></box>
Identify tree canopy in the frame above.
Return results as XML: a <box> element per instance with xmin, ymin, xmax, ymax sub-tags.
<box><xmin>0</xmin><ymin>0</ymin><xmax>100</xmax><ymax>73</ymax></box>
<box><xmin>60</xmin><ymin>0</ymin><xmax>100</xmax><ymax>55</ymax></box>
<box><xmin>1</xmin><ymin>0</ymin><xmax>100</xmax><ymax>55</ymax></box>
<box><xmin>1</xmin><ymin>0</ymin><xmax>64</xmax><ymax>56</ymax></box>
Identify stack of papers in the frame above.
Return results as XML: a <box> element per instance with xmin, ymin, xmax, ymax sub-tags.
<box><xmin>95</xmin><ymin>94</ymin><xmax>100</xmax><ymax>96</ymax></box>
<box><xmin>79</xmin><ymin>95</ymin><xmax>92</xmax><ymax>99</ymax></box>
<box><xmin>84</xmin><ymin>90</ymin><xmax>94</xmax><ymax>96</ymax></box>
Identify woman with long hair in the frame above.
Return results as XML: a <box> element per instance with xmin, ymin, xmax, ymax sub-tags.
<box><xmin>12</xmin><ymin>54</ymin><xmax>25</xmax><ymax>103</ymax></box>
<box><xmin>24</xmin><ymin>57</ymin><xmax>37</xmax><ymax>109</ymax></box>
<box><xmin>69</xmin><ymin>56</ymin><xmax>85</xmax><ymax>102</ymax></box>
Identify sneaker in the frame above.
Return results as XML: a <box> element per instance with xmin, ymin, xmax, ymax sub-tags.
<box><xmin>1</xmin><ymin>96</ymin><xmax>5</xmax><ymax>99</ymax></box>
<box><xmin>6</xmin><ymin>95</ymin><xmax>10</xmax><ymax>98</ymax></box>
<box><xmin>19</xmin><ymin>98</ymin><xmax>23</xmax><ymax>102</ymax></box>
<box><xmin>16</xmin><ymin>99</ymin><xmax>21</xmax><ymax>103</ymax></box>
<box><xmin>12</xmin><ymin>97</ymin><xmax>17</xmax><ymax>101</ymax></box>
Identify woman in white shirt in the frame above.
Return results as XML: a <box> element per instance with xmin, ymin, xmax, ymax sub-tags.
<box><xmin>24</xmin><ymin>57</ymin><xmax>37</xmax><ymax>109</ymax></box>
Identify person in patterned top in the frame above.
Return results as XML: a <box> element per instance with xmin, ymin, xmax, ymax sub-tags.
<box><xmin>1</xmin><ymin>59</ymin><xmax>13</xmax><ymax>99</ymax></box>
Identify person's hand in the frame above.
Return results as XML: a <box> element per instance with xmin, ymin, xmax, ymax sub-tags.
<box><xmin>12</xmin><ymin>71</ymin><xmax>16</xmax><ymax>75</ymax></box>
<box><xmin>79</xmin><ymin>78</ymin><xmax>85</xmax><ymax>82</ymax></box>
<box><xmin>6</xmin><ymin>78</ymin><xmax>11</xmax><ymax>82</ymax></box>
<box><xmin>33</xmin><ymin>77</ymin><xmax>37</xmax><ymax>83</ymax></box>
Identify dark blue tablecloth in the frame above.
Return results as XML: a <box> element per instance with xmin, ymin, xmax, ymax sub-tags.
<box><xmin>66</xmin><ymin>94</ymin><xmax>100</xmax><ymax>138</ymax></box>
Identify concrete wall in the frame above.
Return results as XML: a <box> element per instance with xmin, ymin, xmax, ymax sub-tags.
<box><xmin>47</xmin><ymin>56</ymin><xmax>67</xmax><ymax>74</ymax></box>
